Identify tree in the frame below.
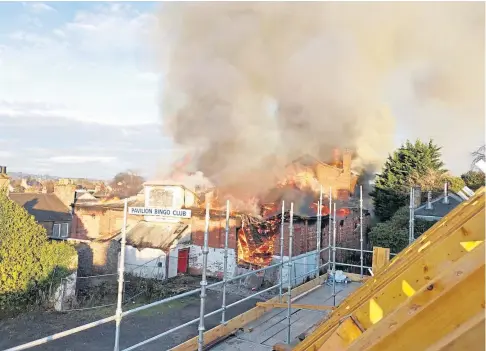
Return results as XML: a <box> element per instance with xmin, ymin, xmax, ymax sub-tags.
<box><xmin>110</xmin><ymin>170</ymin><xmax>145</xmax><ymax>198</ymax></box>
<box><xmin>368</xmin><ymin>206</ymin><xmax>436</xmax><ymax>254</ymax></box>
<box><xmin>0</xmin><ymin>190</ymin><xmax>76</xmax><ymax>310</ymax></box>
<box><xmin>472</xmin><ymin>145</ymin><xmax>485</xmax><ymax>167</ymax></box>
<box><xmin>371</xmin><ymin>139</ymin><xmax>446</xmax><ymax>221</ymax></box>
<box><xmin>461</xmin><ymin>170</ymin><xmax>485</xmax><ymax>191</ymax></box>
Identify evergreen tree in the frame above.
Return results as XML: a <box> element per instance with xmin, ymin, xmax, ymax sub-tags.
<box><xmin>371</xmin><ymin>140</ymin><xmax>446</xmax><ymax>221</ymax></box>
<box><xmin>0</xmin><ymin>189</ymin><xmax>76</xmax><ymax>310</ymax></box>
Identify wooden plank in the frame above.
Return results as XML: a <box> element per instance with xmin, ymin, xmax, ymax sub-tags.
<box><xmin>170</xmin><ymin>274</ymin><xmax>328</xmax><ymax>351</ymax></box>
<box><xmin>292</xmin><ymin>188</ymin><xmax>485</xmax><ymax>351</ymax></box>
<box><xmin>346</xmin><ymin>241</ymin><xmax>485</xmax><ymax>351</ymax></box>
<box><xmin>256</xmin><ymin>302</ymin><xmax>334</xmax><ymax>311</ymax></box>
<box><xmin>317</xmin><ymin>318</ymin><xmax>363</xmax><ymax>351</ymax></box>
<box><xmin>371</xmin><ymin>247</ymin><xmax>390</xmax><ymax>274</ymax></box>
<box><xmin>425</xmin><ymin>311</ymin><xmax>485</xmax><ymax>351</ymax></box>
<box><xmin>316</xmin><ymin>211</ymin><xmax>485</xmax><ymax>349</ymax></box>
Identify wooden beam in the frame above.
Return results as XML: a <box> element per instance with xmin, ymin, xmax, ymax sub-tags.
<box><xmin>170</xmin><ymin>274</ymin><xmax>328</xmax><ymax>351</ymax></box>
<box><xmin>425</xmin><ymin>311</ymin><xmax>485</xmax><ymax>351</ymax></box>
<box><xmin>371</xmin><ymin>247</ymin><xmax>390</xmax><ymax>274</ymax></box>
<box><xmin>293</xmin><ymin>188</ymin><xmax>485</xmax><ymax>351</ymax></box>
<box><xmin>318</xmin><ymin>318</ymin><xmax>363</xmax><ymax>351</ymax></box>
<box><xmin>256</xmin><ymin>302</ymin><xmax>334</xmax><ymax>311</ymax></box>
<box><xmin>347</xmin><ymin>242</ymin><xmax>485</xmax><ymax>351</ymax></box>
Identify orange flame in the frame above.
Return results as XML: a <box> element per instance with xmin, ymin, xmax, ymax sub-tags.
<box><xmin>237</xmin><ymin>216</ymin><xmax>278</xmax><ymax>267</ymax></box>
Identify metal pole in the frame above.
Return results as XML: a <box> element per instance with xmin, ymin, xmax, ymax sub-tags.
<box><xmin>316</xmin><ymin>186</ymin><xmax>323</xmax><ymax>279</ymax></box>
<box><xmin>359</xmin><ymin>185</ymin><xmax>364</xmax><ymax>278</ymax></box>
<box><xmin>411</xmin><ymin>187</ymin><xmax>415</xmax><ymax>243</ymax></box>
<box><xmin>114</xmin><ymin>198</ymin><xmax>128</xmax><ymax>351</ymax></box>
<box><xmin>328</xmin><ymin>187</ymin><xmax>332</xmax><ymax>267</ymax></box>
<box><xmin>332</xmin><ymin>203</ymin><xmax>337</xmax><ymax>307</ymax></box>
<box><xmin>197</xmin><ymin>203</ymin><xmax>210</xmax><ymax>351</ymax></box>
<box><xmin>409</xmin><ymin>187</ymin><xmax>414</xmax><ymax>244</ymax></box>
<box><xmin>286</xmin><ymin>202</ymin><xmax>294</xmax><ymax>345</ymax></box>
<box><xmin>279</xmin><ymin>200</ymin><xmax>285</xmax><ymax>302</ymax></box>
<box><xmin>221</xmin><ymin>200</ymin><xmax>230</xmax><ymax>324</ymax></box>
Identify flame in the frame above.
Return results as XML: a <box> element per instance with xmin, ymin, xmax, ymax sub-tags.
<box><xmin>310</xmin><ymin>202</ymin><xmax>330</xmax><ymax>216</ymax></box>
<box><xmin>237</xmin><ymin>215</ymin><xmax>279</xmax><ymax>267</ymax></box>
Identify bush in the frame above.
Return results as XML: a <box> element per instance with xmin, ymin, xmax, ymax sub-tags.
<box><xmin>461</xmin><ymin>171</ymin><xmax>485</xmax><ymax>191</ymax></box>
<box><xmin>0</xmin><ymin>190</ymin><xmax>76</xmax><ymax>311</ymax></box>
<box><xmin>368</xmin><ymin>206</ymin><xmax>436</xmax><ymax>254</ymax></box>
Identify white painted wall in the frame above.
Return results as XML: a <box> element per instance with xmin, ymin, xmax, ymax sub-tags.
<box><xmin>185</xmin><ymin>244</ymin><xmax>237</xmax><ymax>279</ymax></box>
<box><xmin>124</xmin><ymin>245</ymin><xmax>169</xmax><ymax>280</ymax></box>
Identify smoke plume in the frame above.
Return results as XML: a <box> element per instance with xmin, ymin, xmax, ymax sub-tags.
<box><xmin>155</xmin><ymin>2</ymin><xmax>484</xmax><ymax>196</ymax></box>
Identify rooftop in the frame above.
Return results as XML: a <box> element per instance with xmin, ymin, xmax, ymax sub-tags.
<box><xmin>9</xmin><ymin>193</ymin><xmax>72</xmax><ymax>222</ymax></box>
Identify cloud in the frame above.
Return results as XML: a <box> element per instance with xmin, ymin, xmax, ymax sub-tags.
<box><xmin>64</xmin><ymin>3</ymin><xmax>157</xmax><ymax>53</ymax></box>
<box><xmin>24</xmin><ymin>2</ymin><xmax>56</xmax><ymax>14</ymax></box>
<box><xmin>0</xmin><ymin>3</ymin><xmax>160</xmax><ymax>126</ymax></box>
<box><xmin>0</xmin><ymin>151</ymin><xmax>13</xmax><ymax>158</ymax></box>
<box><xmin>48</xmin><ymin>156</ymin><xmax>117</xmax><ymax>164</ymax></box>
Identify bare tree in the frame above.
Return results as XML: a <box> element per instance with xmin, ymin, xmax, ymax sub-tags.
<box><xmin>472</xmin><ymin>145</ymin><xmax>485</xmax><ymax>169</ymax></box>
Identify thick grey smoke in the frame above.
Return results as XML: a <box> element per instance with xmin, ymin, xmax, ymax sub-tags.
<box><xmin>155</xmin><ymin>2</ymin><xmax>484</xmax><ymax>196</ymax></box>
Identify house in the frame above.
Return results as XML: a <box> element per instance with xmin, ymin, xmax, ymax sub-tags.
<box><xmin>9</xmin><ymin>192</ymin><xmax>73</xmax><ymax>239</ymax></box>
<box><xmin>285</xmin><ymin>150</ymin><xmax>359</xmax><ymax>201</ymax></box>
<box><xmin>0</xmin><ymin>166</ymin><xmax>9</xmax><ymax>194</ymax></box>
<box><xmin>414</xmin><ymin>188</ymin><xmax>464</xmax><ymax>221</ymax></box>
<box><xmin>117</xmin><ymin>181</ymin><xmax>241</xmax><ymax>280</ymax></box>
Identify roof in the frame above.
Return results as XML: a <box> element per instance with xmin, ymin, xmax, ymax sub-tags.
<box><xmin>9</xmin><ymin>193</ymin><xmax>72</xmax><ymax>222</ymax></box>
<box><xmin>414</xmin><ymin>193</ymin><xmax>463</xmax><ymax>218</ymax></box>
<box><xmin>122</xmin><ymin>221</ymin><xmax>190</xmax><ymax>250</ymax></box>
<box><xmin>74</xmin><ymin>195</ymin><xmax>144</xmax><ymax>210</ymax></box>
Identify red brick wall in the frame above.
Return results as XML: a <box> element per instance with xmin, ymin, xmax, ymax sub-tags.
<box><xmin>190</xmin><ymin>216</ymin><xmax>239</xmax><ymax>249</ymax></box>
<box><xmin>273</xmin><ymin>208</ymin><xmax>370</xmax><ymax>262</ymax></box>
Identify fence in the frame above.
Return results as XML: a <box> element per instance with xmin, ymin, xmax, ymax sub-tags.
<box><xmin>6</xmin><ymin>188</ymin><xmax>397</xmax><ymax>351</ymax></box>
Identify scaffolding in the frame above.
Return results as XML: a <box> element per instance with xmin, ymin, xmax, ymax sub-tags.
<box><xmin>6</xmin><ymin>186</ymin><xmax>390</xmax><ymax>351</ymax></box>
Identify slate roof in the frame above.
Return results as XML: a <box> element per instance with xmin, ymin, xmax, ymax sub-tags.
<box><xmin>414</xmin><ymin>193</ymin><xmax>463</xmax><ymax>219</ymax></box>
<box><xmin>123</xmin><ymin>221</ymin><xmax>190</xmax><ymax>250</ymax></box>
<box><xmin>9</xmin><ymin>193</ymin><xmax>72</xmax><ymax>222</ymax></box>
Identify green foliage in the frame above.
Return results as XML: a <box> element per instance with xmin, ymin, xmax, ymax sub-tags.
<box><xmin>368</xmin><ymin>206</ymin><xmax>436</xmax><ymax>254</ymax></box>
<box><xmin>371</xmin><ymin>139</ymin><xmax>446</xmax><ymax>221</ymax></box>
<box><xmin>461</xmin><ymin>171</ymin><xmax>485</xmax><ymax>191</ymax></box>
<box><xmin>0</xmin><ymin>191</ymin><xmax>76</xmax><ymax>310</ymax></box>
<box><xmin>444</xmin><ymin>176</ymin><xmax>466</xmax><ymax>193</ymax></box>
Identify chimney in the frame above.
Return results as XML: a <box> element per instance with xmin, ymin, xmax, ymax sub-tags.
<box><xmin>332</xmin><ymin>148</ymin><xmax>341</xmax><ymax>167</ymax></box>
<box><xmin>413</xmin><ymin>186</ymin><xmax>422</xmax><ymax>208</ymax></box>
<box><xmin>442</xmin><ymin>182</ymin><xmax>449</xmax><ymax>204</ymax></box>
<box><xmin>426</xmin><ymin>191</ymin><xmax>433</xmax><ymax>210</ymax></box>
<box><xmin>0</xmin><ymin>165</ymin><xmax>10</xmax><ymax>196</ymax></box>
<box><xmin>54</xmin><ymin>183</ymin><xmax>77</xmax><ymax>209</ymax></box>
<box><xmin>342</xmin><ymin>150</ymin><xmax>352</xmax><ymax>175</ymax></box>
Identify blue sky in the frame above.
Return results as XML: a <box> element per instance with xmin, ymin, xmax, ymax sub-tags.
<box><xmin>0</xmin><ymin>2</ymin><xmax>483</xmax><ymax>180</ymax></box>
<box><xmin>0</xmin><ymin>2</ymin><xmax>177</xmax><ymax>179</ymax></box>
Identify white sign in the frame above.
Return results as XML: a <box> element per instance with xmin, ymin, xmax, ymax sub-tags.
<box><xmin>128</xmin><ymin>207</ymin><xmax>192</xmax><ymax>218</ymax></box>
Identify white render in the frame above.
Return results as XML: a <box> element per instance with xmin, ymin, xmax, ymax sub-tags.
<box><xmin>124</xmin><ymin>245</ymin><xmax>178</xmax><ymax>280</ymax></box>
<box><xmin>181</xmin><ymin>244</ymin><xmax>238</xmax><ymax>279</ymax></box>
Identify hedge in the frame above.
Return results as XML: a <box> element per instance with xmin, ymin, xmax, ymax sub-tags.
<box><xmin>0</xmin><ymin>188</ymin><xmax>77</xmax><ymax>311</ymax></box>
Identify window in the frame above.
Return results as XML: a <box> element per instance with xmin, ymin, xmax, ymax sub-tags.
<box><xmin>52</xmin><ymin>223</ymin><xmax>69</xmax><ymax>239</ymax></box>
<box><xmin>61</xmin><ymin>223</ymin><xmax>69</xmax><ymax>238</ymax></box>
<box><xmin>52</xmin><ymin>223</ymin><xmax>61</xmax><ymax>238</ymax></box>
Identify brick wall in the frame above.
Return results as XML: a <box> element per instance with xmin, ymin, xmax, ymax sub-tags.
<box><xmin>71</xmin><ymin>206</ymin><xmax>139</xmax><ymax>240</ymax></box>
<box><xmin>190</xmin><ymin>216</ymin><xmax>239</xmax><ymax>249</ymax></box>
<box><xmin>73</xmin><ymin>240</ymin><xmax>120</xmax><ymax>276</ymax></box>
<box><xmin>273</xmin><ymin>209</ymin><xmax>370</xmax><ymax>265</ymax></box>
